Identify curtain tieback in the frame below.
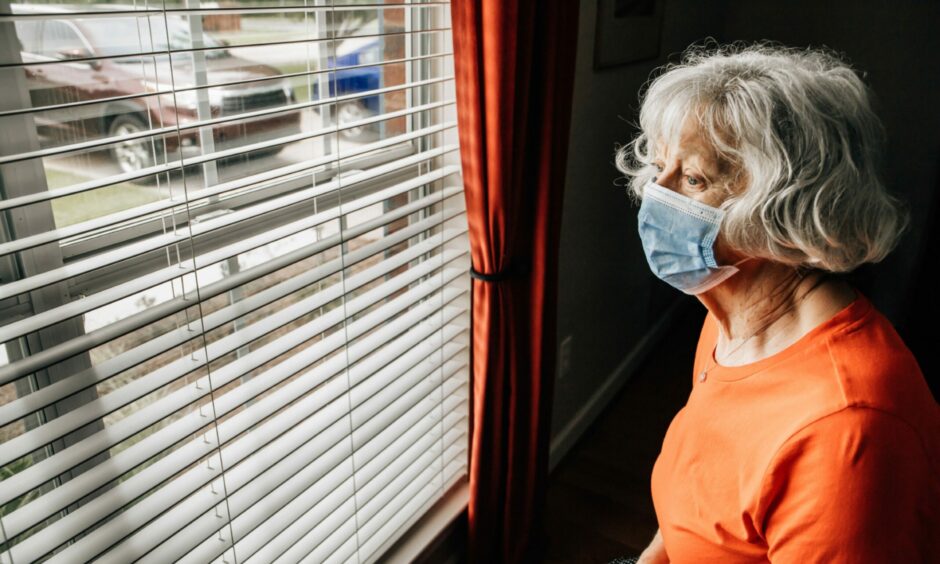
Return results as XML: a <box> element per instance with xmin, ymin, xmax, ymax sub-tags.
<box><xmin>470</xmin><ymin>258</ymin><xmax>530</xmax><ymax>282</ymax></box>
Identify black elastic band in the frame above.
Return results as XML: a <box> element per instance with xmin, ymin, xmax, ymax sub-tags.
<box><xmin>470</xmin><ymin>258</ymin><xmax>529</xmax><ymax>282</ymax></box>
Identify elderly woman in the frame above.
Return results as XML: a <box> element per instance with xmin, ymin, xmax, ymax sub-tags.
<box><xmin>616</xmin><ymin>44</ymin><xmax>940</xmax><ymax>563</ymax></box>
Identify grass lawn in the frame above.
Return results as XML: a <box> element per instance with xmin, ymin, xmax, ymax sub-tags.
<box><xmin>48</xmin><ymin>168</ymin><xmax>165</xmax><ymax>228</ymax></box>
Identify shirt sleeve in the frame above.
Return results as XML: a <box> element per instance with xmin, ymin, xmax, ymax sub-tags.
<box><xmin>754</xmin><ymin>406</ymin><xmax>939</xmax><ymax>563</ymax></box>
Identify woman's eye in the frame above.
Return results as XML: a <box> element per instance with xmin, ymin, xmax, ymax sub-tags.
<box><xmin>686</xmin><ymin>175</ymin><xmax>704</xmax><ymax>188</ymax></box>
<box><xmin>653</xmin><ymin>163</ymin><xmax>664</xmax><ymax>172</ymax></box>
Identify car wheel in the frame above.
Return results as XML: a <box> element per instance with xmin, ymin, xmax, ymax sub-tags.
<box><xmin>337</xmin><ymin>101</ymin><xmax>368</xmax><ymax>140</ymax></box>
<box><xmin>108</xmin><ymin>114</ymin><xmax>163</xmax><ymax>179</ymax></box>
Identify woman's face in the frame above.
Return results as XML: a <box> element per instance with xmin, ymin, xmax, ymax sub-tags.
<box><xmin>652</xmin><ymin>118</ymin><xmax>736</xmax><ymax>206</ymax></box>
<box><xmin>652</xmin><ymin>118</ymin><xmax>746</xmax><ymax>264</ymax></box>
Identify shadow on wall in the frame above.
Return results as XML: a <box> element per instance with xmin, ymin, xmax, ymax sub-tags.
<box><xmin>894</xmin><ymin>170</ymin><xmax>940</xmax><ymax>398</ymax></box>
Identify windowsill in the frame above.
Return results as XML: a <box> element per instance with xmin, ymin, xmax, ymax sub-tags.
<box><xmin>378</xmin><ymin>477</ymin><xmax>469</xmax><ymax>564</ymax></box>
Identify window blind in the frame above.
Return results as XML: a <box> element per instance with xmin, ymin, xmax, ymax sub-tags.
<box><xmin>0</xmin><ymin>1</ymin><xmax>469</xmax><ymax>562</ymax></box>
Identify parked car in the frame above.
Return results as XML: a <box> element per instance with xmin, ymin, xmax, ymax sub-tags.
<box><xmin>12</xmin><ymin>3</ymin><xmax>301</xmax><ymax>177</ymax></box>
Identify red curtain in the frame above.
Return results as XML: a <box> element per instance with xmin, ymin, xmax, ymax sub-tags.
<box><xmin>451</xmin><ymin>1</ymin><xmax>580</xmax><ymax>562</ymax></box>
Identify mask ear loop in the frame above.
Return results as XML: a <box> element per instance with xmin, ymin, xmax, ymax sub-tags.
<box><xmin>730</xmin><ymin>256</ymin><xmax>754</xmax><ymax>268</ymax></box>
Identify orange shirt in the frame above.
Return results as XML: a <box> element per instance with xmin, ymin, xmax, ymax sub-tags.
<box><xmin>650</xmin><ymin>289</ymin><xmax>940</xmax><ymax>563</ymax></box>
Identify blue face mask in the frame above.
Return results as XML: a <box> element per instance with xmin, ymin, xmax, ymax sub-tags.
<box><xmin>637</xmin><ymin>180</ymin><xmax>745</xmax><ymax>295</ymax></box>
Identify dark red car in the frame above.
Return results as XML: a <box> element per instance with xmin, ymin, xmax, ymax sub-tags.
<box><xmin>13</xmin><ymin>4</ymin><xmax>302</xmax><ymax>176</ymax></box>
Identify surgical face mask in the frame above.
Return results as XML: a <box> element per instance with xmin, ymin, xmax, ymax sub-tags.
<box><xmin>637</xmin><ymin>180</ymin><xmax>745</xmax><ymax>295</ymax></box>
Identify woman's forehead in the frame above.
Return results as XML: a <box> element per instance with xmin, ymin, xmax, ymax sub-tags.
<box><xmin>653</xmin><ymin>119</ymin><xmax>723</xmax><ymax>164</ymax></box>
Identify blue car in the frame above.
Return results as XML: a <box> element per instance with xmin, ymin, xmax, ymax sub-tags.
<box><xmin>314</xmin><ymin>36</ymin><xmax>382</xmax><ymax>139</ymax></box>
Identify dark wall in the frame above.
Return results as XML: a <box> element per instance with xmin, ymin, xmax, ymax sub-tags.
<box><xmin>552</xmin><ymin>0</ymin><xmax>731</xmax><ymax>444</ymax></box>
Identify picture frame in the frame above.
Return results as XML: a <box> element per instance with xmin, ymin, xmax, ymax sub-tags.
<box><xmin>594</xmin><ymin>0</ymin><xmax>666</xmax><ymax>70</ymax></box>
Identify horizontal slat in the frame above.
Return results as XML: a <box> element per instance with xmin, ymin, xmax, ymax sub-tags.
<box><xmin>244</xmin><ymin>359</ymin><xmax>467</xmax><ymax>563</ymax></box>
<box><xmin>1</xmin><ymin>145</ymin><xmax>468</xmax><ymax>564</ymax></box>
<box><xmin>43</xmin><ymin>132</ymin><xmax>444</xmax><ymax>256</ymax></box>
<box><xmin>368</xmin><ymin>471</ymin><xmax>469</xmax><ymax>564</ymax></box>
<box><xmin>338</xmin><ymin>97</ymin><xmax>454</xmax><ymax>137</ymax></box>
<box><xmin>0</xmin><ymin>42</ymin><xmax>452</xmax><ymax>120</ymax></box>
<box><xmin>301</xmin><ymin>511</ymin><xmax>360</xmax><ymax>564</ymax></box>
<box><xmin>179</xmin><ymin>69</ymin><xmax>451</xmax><ymax>137</ymax></box>
<box><xmin>0</xmin><ymin>205</ymin><xmax>466</xmax><ymax>426</ymax></box>
<box><xmin>67</xmin><ymin>399</ymin><xmax>354</xmax><ymax>564</ymax></box>
<box><xmin>228</xmin><ymin>374</ymin><xmax>467</xmax><ymax>563</ymax></box>
<box><xmin>351</xmin><ymin>342</ymin><xmax>466</xmax><ymax>451</ymax></box>
<box><xmin>0</xmin><ymin>252</ymin><xmax>468</xmax><ymax>515</ymax></box>
<box><xmin>348</xmin><ymin>337</ymin><xmax>466</xmax><ymax>413</ymax></box>
<box><xmin>0</xmin><ymin>73</ymin><xmax>454</xmax><ymax>170</ymax></box>
<box><xmin>38</xmin><ymin>323</ymin><xmax>467</xmax><ymax>563</ymax></box>
<box><xmin>272</xmin><ymin>376</ymin><xmax>466</xmax><ymax>564</ymax></box>
<box><xmin>0</xmin><ymin>144</ymin><xmax>458</xmax><ymax>334</ymax></box>
<box><xmin>0</xmin><ymin>258</ymin><xmax>467</xmax><ymax>511</ymax></box>
<box><xmin>0</xmin><ymin>3</ymin><xmax>450</xmax><ymax>20</ymax></box>
<box><xmin>356</xmin><ymin>432</ymin><xmax>455</xmax><ymax>542</ymax></box>
<box><xmin>0</xmin><ymin>116</ymin><xmax>455</xmax><ymax>213</ymax></box>
<box><xmin>355</xmin><ymin>417</ymin><xmax>468</xmax><ymax>526</ymax></box>
<box><xmin>200</xmin><ymin>446</ymin><xmax>355</xmax><ymax>564</ymax></box>
<box><xmin>144</xmin><ymin>351</ymin><xmax>467</xmax><ymax>563</ymax></box>
<box><xmin>355</xmin><ymin>441</ymin><xmax>468</xmax><ymax>564</ymax></box>
<box><xmin>242</xmin><ymin>386</ymin><xmax>466</xmax><ymax>564</ymax></box>
<box><xmin>181</xmin><ymin>76</ymin><xmax>455</xmax><ymax>162</ymax></box>
<box><xmin>0</xmin><ymin>183</ymin><xmax>461</xmax><ymax>385</ymax></box>
<box><xmin>0</xmin><ymin>6</ymin><xmax>446</xmax><ymax>24</ymax></box>
<box><xmin>0</xmin><ymin>160</ymin><xmax>454</xmax><ymax>301</ymax></box>
<box><xmin>0</xmin><ymin>225</ymin><xmax>464</xmax><ymax>458</ymax></box>
<box><xmin>0</xmin><ymin>244</ymin><xmax>466</xmax><ymax>475</ymax></box>
<box><xmin>3</xmin><ymin>291</ymin><xmax>468</xmax><ymax>547</ymax></box>
<box><xmin>351</xmin><ymin>358</ymin><xmax>468</xmax><ymax>480</ymax></box>
<box><xmin>353</xmin><ymin>382</ymin><xmax>468</xmax><ymax>486</ymax></box>
<box><xmin>361</xmin><ymin>425</ymin><xmax>469</xmax><ymax>536</ymax></box>
<box><xmin>141</xmin><ymin>419</ymin><xmax>358</xmax><ymax>564</ymax></box>
<box><xmin>0</xmin><ymin>145</ymin><xmax>456</xmax><ymax>344</ymax></box>
<box><xmin>0</xmin><ymin>88</ymin><xmax>453</xmax><ymax>169</ymax></box>
<box><xmin>10</xmin><ymin>291</ymin><xmax>467</xmax><ymax>562</ymax></box>
<box><xmin>0</xmin><ymin>5</ymin><xmax>463</xmax><ymax>564</ymax></box>
<box><xmin>189</xmin><ymin>456</ymin><xmax>359</xmax><ymax>564</ymax></box>
<box><xmin>356</xmin><ymin>450</ymin><xmax>446</xmax><ymax>554</ymax></box>
<box><xmin>351</xmin><ymin>350</ymin><xmax>469</xmax><ymax>468</ymax></box>
<box><xmin>360</xmin><ymin>444</ymin><xmax>468</xmax><ymax>564</ymax></box>
<box><xmin>246</xmin><ymin>476</ymin><xmax>358</xmax><ymax>564</ymax></box>
<box><xmin>0</xmin><ymin>15</ymin><xmax>450</xmax><ymax>69</ymax></box>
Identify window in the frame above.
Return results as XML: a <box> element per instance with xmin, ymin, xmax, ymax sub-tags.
<box><xmin>39</xmin><ymin>20</ymin><xmax>87</xmax><ymax>58</ymax></box>
<box><xmin>0</xmin><ymin>0</ymin><xmax>469</xmax><ymax>562</ymax></box>
<box><xmin>11</xmin><ymin>19</ymin><xmax>39</xmax><ymax>54</ymax></box>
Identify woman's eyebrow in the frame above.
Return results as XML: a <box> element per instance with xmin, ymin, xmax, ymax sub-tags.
<box><xmin>678</xmin><ymin>151</ymin><xmax>719</xmax><ymax>171</ymax></box>
<box><xmin>656</xmin><ymin>143</ymin><xmax>722</xmax><ymax>174</ymax></box>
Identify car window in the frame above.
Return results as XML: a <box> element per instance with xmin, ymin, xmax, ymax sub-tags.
<box><xmin>13</xmin><ymin>20</ymin><xmax>42</xmax><ymax>55</ymax></box>
<box><xmin>78</xmin><ymin>15</ymin><xmax>224</xmax><ymax>58</ymax></box>
<box><xmin>41</xmin><ymin>20</ymin><xmax>87</xmax><ymax>58</ymax></box>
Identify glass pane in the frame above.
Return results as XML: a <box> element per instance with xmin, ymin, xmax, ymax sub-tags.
<box><xmin>0</xmin><ymin>1</ymin><xmax>468</xmax><ymax>561</ymax></box>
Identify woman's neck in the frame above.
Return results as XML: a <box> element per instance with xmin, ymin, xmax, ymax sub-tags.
<box><xmin>697</xmin><ymin>261</ymin><xmax>857</xmax><ymax>366</ymax></box>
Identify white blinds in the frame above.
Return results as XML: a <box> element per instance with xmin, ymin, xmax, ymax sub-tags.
<box><xmin>0</xmin><ymin>1</ymin><xmax>469</xmax><ymax>562</ymax></box>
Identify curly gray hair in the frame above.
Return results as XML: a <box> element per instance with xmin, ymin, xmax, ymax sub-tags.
<box><xmin>616</xmin><ymin>43</ymin><xmax>909</xmax><ymax>273</ymax></box>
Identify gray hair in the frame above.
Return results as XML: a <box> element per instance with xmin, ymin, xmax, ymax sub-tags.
<box><xmin>616</xmin><ymin>42</ymin><xmax>910</xmax><ymax>272</ymax></box>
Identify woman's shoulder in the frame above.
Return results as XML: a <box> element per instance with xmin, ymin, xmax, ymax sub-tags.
<box><xmin>813</xmin><ymin>291</ymin><xmax>939</xmax><ymax>459</ymax></box>
<box><xmin>823</xmin><ymin>292</ymin><xmax>929</xmax><ymax>406</ymax></box>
